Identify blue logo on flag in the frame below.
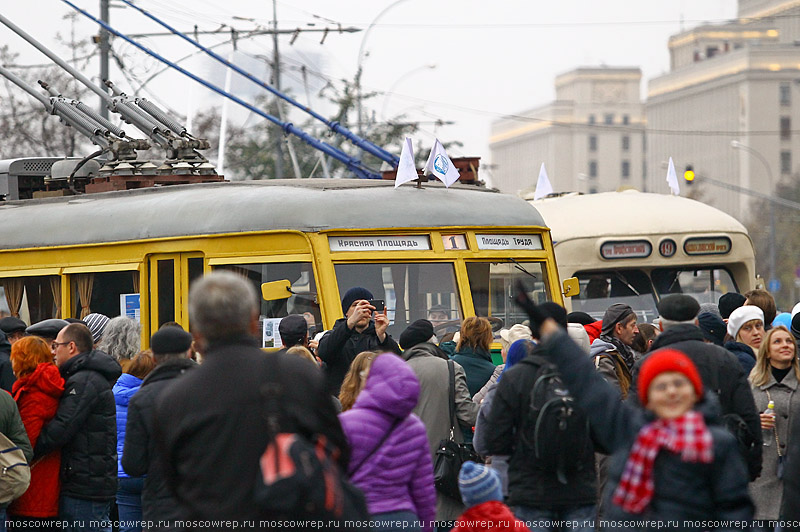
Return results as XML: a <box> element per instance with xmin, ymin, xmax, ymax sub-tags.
<box><xmin>433</xmin><ymin>154</ymin><xmax>448</xmax><ymax>174</ymax></box>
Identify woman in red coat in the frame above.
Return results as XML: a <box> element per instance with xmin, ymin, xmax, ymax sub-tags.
<box><xmin>7</xmin><ymin>336</ymin><xmax>65</xmax><ymax>528</ymax></box>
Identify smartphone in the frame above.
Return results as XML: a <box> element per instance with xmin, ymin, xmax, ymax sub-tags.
<box><xmin>367</xmin><ymin>299</ymin><xmax>385</xmax><ymax>312</ymax></box>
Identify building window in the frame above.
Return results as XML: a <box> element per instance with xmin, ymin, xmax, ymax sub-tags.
<box><xmin>589</xmin><ymin>135</ymin><xmax>597</xmax><ymax>152</ymax></box>
<box><xmin>604</xmin><ymin>114</ymin><xmax>614</xmax><ymax>125</ymax></box>
<box><xmin>622</xmin><ymin>136</ymin><xmax>630</xmax><ymax>151</ymax></box>
<box><xmin>589</xmin><ymin>161</ymin><xmax>597</xmax><ymax>178</ymax></box>
<box><xmin>621</xmin><ymin>160</ymin><xmax>630</xmax><ymax>179</ymax></box>
<box><xmin>589</xmin><ymin>186</ymin><xmax>598</xmax><ymax>194</ymax></box>
<box><xmin>706</xmin><ymin>46</ymin><xmax>719</xmax><ymax>58</ymax></box>
<box><xmin>588</xmin><ymin>114</ymin><xmax>595</xmax><ymax>124</ymax></box>
<box><xmin>781</xmin><ymin>117</ymin><xmax>791</xmax><ymax>140</ymax></box>
<box><xmin>780</xmin><ymin>83</ymin><xmax>791</xmax><ymax>107</ymax></box>
<box><xmin>622</xmin><ymin>115</ymin><xmax>630</xmax><ymax>125</ymax></box>
<box><xmin>781</xmin><ymin>150</ymin><xmax>792</xmax><ymax>174</ymax></box>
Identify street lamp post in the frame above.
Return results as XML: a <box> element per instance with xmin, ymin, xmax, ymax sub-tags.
<box><xmin>356</xmin><ymin>0</ymin><xmax>409</xmax><ymax>136</ymax></box>
<box><xmin>731</xmin><ymin>140</ymin><xmax>777</xmax><ymax>290</ymax></box>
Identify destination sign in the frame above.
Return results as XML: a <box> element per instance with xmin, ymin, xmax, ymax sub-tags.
<box><xmin>329</xmin><ymin>235</ymin><xmax>431</xmax><ymax>252</ymax></box>
<box><xmin>600</xmin><ymin>240</ymin><xmax>652</xmax><ymax>259</ymax></box>
<box><xmin>684</xmin><ymin>237</ymin><xmax>731</xmax><ymax>256</ymax></box>
<box><xmin>475</xmin><ymin>234</ymin><xmax>543</xmax><ymax>250</ymax></box>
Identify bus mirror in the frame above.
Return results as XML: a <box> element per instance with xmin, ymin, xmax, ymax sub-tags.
<box><xmin>562</xmin><ymin>277</ymin><xmax>580</xmax><ymax>298</ymax></box>
<box><xmin>261</xmin><ymin>279</ymin><xmax>292</xmax><ymax>301</ymax></box>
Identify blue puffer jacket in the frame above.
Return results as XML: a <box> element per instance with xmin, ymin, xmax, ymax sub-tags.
<box><xmin>113</xmin><ymin>372</ymin><xmax>143</xmax><ymax>478</ymax></box>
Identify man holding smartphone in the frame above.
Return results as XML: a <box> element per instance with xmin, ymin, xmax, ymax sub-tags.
<box><xmin>317</xmin><ymin>286</ymin><xmax>401</xmax><ymax>395</ymax></box>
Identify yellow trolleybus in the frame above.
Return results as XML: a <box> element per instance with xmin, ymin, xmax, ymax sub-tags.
<box><xmin>0</xmin><ymin>179</ymin><xmax>568</xmax><ymax>347</ymax></box>
<box><xmin>529</xmin><ymin>190</ymin><xmax>757</xmax><ymax>323</ymax></box>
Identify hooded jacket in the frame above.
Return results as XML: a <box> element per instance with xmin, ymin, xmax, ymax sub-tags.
<box><xmin>538</xmin><ymin>331</ymin><xmax>753</xmax><ymax>527</ymax></box>
<box><xmin>122</xmin><ymin>358</ymin><xmax>196</xmax><ymax>527</ymax></box>
<box><xmin>633</xmin><ymin>324</ymin><xmax>762</xmax><ymax>481</ymax></box>
<box><xmin>35</xmin><ymin>349</ymin><xmax>122</xmax><ymax>500</ymax></box>
<box><xmin>317</xmin><ymin>318</ymin><xmax>401</xmax><ymax>395</ymax></box>
<box><xmin>338</xmin><ymin>354</ymin><xmax>436</xmax><ymax>531</ymax></box>
<box><xmin>8</xmin><ymin>363</ymin><xmax>64</xmax><ymax>517</ymax></box>
<box><xmin>0</xmin><ymin>330</ymin><xmax>16</xmax><ymax>393</ymax></box>
<box><xmin>724</xmin><ymin>341</ymin><xmax>757</xmax><ymax>375</ymax></box>
<box><xmin>452</xmin><ymin>501</ymin><xmax>531</xmax><ymax>532</ymax></box>
<box><xmin>113</xmin><ymin>372</ymin><xmax>143</xmax><ymax>478</ymax></box>
<box><xmin>590</xmin><ymin>337</ymin><xmax>633</xmax><ymax>399</ymax></box>
<box><xmin>0</xmin><ymin>385</ymin><xmax>33</xmax><ymax>511</ymax></box>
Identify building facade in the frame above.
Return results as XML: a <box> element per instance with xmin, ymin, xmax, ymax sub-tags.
<box><xmin>489</xmin><ymin>67</ymin><xmax>645</xmax><ymax>196</ymax></box>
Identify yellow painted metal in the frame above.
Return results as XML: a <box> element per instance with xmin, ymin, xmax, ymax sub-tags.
<box><xmin>62</xmin><ymin>263</ymin><xmax>141</xmax><ymax>274</ymax></box>
<box><xmin>261</xmin><ymin>280</ymin><xmax>292</xmax><ymax>301</ymax></box>
<box><xmin>0</xmin><ymin>268</ymin><xmax>61</xmax><ymax>277</ymax></box>
<box><xmin>562</xmin><ymin>277</ymin><xmax>581</xmax><ymax>298</ymax></box>
<box><xmin>208</xmin><ymin>254</ymin><xmax>311</xmax><ymax>266</ymax></box>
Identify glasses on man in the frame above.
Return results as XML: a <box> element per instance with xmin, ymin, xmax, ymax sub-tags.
<box><xmin>51</xmin><ymin>341</ymin><xmax>71</xmax><ymax>350</ymax></box>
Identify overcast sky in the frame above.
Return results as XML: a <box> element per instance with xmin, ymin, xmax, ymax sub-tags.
<box><xmin>2</xmin><ymin>0</ymin><xmax>738</xmax><ymax>182</ymax></box>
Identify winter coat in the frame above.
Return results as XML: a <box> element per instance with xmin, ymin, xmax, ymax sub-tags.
<box><xmin>749</xmin><ymin>368</ymin><xmax>800</xmax><ymax>520</ymax></box>
<box><xmin>590</xmin><ymin>337</ymin><xmax>632</xmax><ymax>399</ymax></box>
<box><xmin>585</xmin><ymin>321</ymin><xmax>603</xmax><ymax>344</ymax></box>
<box><xmin>8</xmin><ymin>363</ymin><xmax>64</xmax><ymax>518</ymax></box>
<box><xmin>122</xmin><ymin>358</ymin><xmax>196</xmax><ymax>527</ymax></box>
<box><xmin>473</xmin><ymin>365</ymin><xmax>503</xmax><ymax>405</ymax></box>
<box><xmin>483</xmin><ymin>347</ymin><xmax>597</xmax><ymax>509</ymax></box>
<box><xmin>339</xmin><ymin>354</ymin><xmax>435</xmax><ymax>531</ymax></box>
<box><xmin>538</xmin><ymin>331</ymin><xmax>753</xmax><ymax>528</ymax></box>
<box><xmin>401</xmin><ymin>342</ymin><xmax>479</xmax><ymax>521</ymax></box>
<box><xmin>153</xmin><ymin>336</ymin><xmax>348</xmax><ymax>528</ymax></box>
<box><xmin>0</xmin><ymin>330</ymin><xmax>16</xmax><ymax>393</ymax></box>
<box><xmin>472</xmin><ymin>385</ymin><xmax>508</xmax><ymax>497</ymax></box>
<box><xmin>113</xmin><ymin>372</ymin><xmax>143</xmax><ymax>478</ymax></box>
<box><xmin>317</xmin><ymin>318</ymin><xmax>401</xmax><ymax>395</ymax></box>
<box><xmin>782</xmin><ymin>404</ymin><xmax>800</xmax><ymax>522</ymax></box>
<box><xmin>452</xmin><ymin>501</ymin><xmax>530</xmax><ymax>532</ymax></box>
<box><xmin>0</xmin><ymin>388</ymin><xmax>33</xmax><ymax>510</ymax></box>
<box><xmin>35</xmin><ymin>349</ymin><xmax>122</xmax><ymax>501</ymax></box>
<box><xmin>633</xmin><ymin>324</ymin><xmax>762</xmax><ymax>480</ymax></box>
<box><xmin>451</xmin><ymin>346</ymin><xmax>495</xmax><ymax>398</ymax></box>
<box><xmin>725</xmin><ymin>341</ymin><xmax>757</xmax><ymax>375</ymax></box>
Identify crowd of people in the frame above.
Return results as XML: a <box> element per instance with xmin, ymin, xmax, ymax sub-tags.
<box><xmin>1</xmin><ymin>276</ymin><xmax>800</xmax><ymax>531</ymax></box>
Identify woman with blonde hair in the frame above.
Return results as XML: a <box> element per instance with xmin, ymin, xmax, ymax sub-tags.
<box><xmin>7</xmin><ymin>336</ymin><xmax>65</xmax><ymax>528</ymax></box>
<box><xmin>339</xmin><ymin>351</ymin><xmax>378</xmax><ymax>412</ymax></box>
<box><xmin>748</xmin><ymin>325</ymin><xmax>800</xmax><ymax>521</ymax></box>
<box><xmin>452</xmin><ymin>316</ymin><xmax>495</xmax><ymax>397</ymax></box>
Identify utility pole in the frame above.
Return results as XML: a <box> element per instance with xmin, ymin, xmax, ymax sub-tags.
<box><xmin>99</xmin><ymin>0</ymin><xmax>110</xmax><ymax>118</ymax></box>
<box><xmin>272</xmin><ymin>0</ymin><xmax>284</xmax><ymax>178</ymax></box>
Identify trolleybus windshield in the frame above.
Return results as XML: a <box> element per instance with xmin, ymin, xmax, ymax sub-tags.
<box><xmin>465</xmin><ymin>261</ymin><xmax>549</xmax><ymax>329</ymax></box>
<box><xmin>572</xmin><ymin>270</ymin><xmax>658</xmax><ymax>323</ymax></box>
<box><xmin>651</xmin><ymin>267</ymin><xmax>737</xmax><ymax>304</ymax></box>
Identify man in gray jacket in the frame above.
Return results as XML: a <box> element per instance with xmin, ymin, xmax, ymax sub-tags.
<box><xmin>400</xmin><ymin>319</ymin><xmax>479</xmax><ymax>524</ymax></box>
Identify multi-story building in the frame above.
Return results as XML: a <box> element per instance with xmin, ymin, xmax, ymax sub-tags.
<box><xmin>489</xmin><ymin>67</ymin><xmax>645</xmax><ymax>195</ymax></box>
<box><xmin>646</xmin><ymin>0</ymin><xmax>800</xmax><ymax>218</ymax></box>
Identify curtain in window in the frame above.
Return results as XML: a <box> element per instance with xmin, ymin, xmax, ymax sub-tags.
<box><xmin>132</xmin><ymin>271</ymin><xmax>140</xmax><ymax>293</ymax></box>
<box><xmin>75</xmin><ymin>273</ymin><xmax>95</xmax><ymax>318</ymax></box>
<box><xmin>2</xmin><ymin>278</ymin><xmax>24</xmax><ymax>318</ymax></box>
<box><xmin>49</xmin><ymin>277</ymin><xmax>62</xmax><ymax>318</ymax></box>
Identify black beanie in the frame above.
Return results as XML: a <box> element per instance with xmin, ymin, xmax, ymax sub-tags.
<box><xmin>151</xmin><ymin>326</ymin><xmax>193</xmax><ymax>355</ymax></box>
<box><xmin>567</xmin><ymin>311</ymin><xmax>595</xmax><ymax>326</ymax></box>
<box><xmin>400</xmin><ymin>319</ymin><xmax>435</xmax><ymax>350</ymax></box>
<box><xmin>718</xmin><ymin>293</ymin><xmax>746</xmax><ymax>320</ymax></box>
<box><xmin>791</xmin><ymin>313</ymin><xmax>800</xmax><ymax>342</ymax></box>
<box><xmin>341</xmin><ymin>287</ymin><xmax>374</xmax><ymax>315</ymax></box>
<box><xmin>697</xmin><ymin>312</ymin><xmax>726</xmax><ymax>346</ymax></box>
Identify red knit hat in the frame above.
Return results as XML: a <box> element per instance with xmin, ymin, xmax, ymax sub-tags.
<box><xmin>638</xmin><ymin>349</ymin><xmax>703</xmax><ymax>405</ymax></box>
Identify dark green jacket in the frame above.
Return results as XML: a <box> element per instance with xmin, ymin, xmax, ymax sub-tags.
<box><xmin>451</xmin><ymin>346</ymin><xmax>495</xmax><ymax>397</ymax></box>
<box><xmin>0</xmin><ymin>388</ymin><xmax>33</xmax><ymax>509</ymax></box>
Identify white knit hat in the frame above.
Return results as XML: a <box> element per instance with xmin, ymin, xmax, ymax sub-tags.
<box><xmin>727</xmin><ymin>306</ymin><xmax>764</xmax><ymax>340</ymax></box>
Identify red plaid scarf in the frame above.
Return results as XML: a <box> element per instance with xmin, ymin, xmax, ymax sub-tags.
<box><xmin>612</xmin><ymin>410</ymin><xmax>713</xmax><ymax>514</ymax></box>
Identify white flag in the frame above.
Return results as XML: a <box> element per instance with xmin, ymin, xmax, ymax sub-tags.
<box><xmin>423</xmin><ymin>139</ymin><xmax>460</xmax><ymax>187</ymax></box>
<box><xmin>394</xmin><ymin>137</ymin><xmax>418</xmax><ymax>188</ymax></box>
<box><xmin>666</xmin><ymin>157</ymin><xmax>680</xmax><ymax>195</ymax></box>
<box><xmin>533</xmin><ymin>163</ymin><xmax>554</xmax><ymax>200</ymax></box>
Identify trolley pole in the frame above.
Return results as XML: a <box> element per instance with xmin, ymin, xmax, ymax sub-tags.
<box><xmin>99</xmin><ymin>0</ymin><xmax>110</xmax><ymax>119</ymax></box>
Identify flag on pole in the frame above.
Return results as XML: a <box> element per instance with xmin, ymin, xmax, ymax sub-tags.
<box><xmin>533</xmin><ymin>163</ymin><xmax>554</xmax><ymax>200</ymax></box>
<box><xmin>423</xmin><ymin>139</ymin><xmax>460</xmax><ymax>187</ymax></box>
<box><xmin>394</xmin><ymin>137</ymin><xmax>418</xmax><ymax>188</ymax></box>
<box><xmin>666</xmin><ymin>157</ymin><xmax>680</xmax><ymax>195</ymax></box>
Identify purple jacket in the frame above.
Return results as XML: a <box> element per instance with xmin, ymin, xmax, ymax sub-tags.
<box><xmin>339</xmin><ymin>354</ymin><xmax>436</xmax><ymax>531</ymax></box>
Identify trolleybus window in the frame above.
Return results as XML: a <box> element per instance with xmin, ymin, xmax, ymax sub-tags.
<box><xmin>215</xmin><ymin>262</ymin><xmax>321</xmax><ymax>335</ymax></box>
<box><xmin>333</xmin><ymin>262</ymin><xmax>461</xmax><ymax>337</ymax></box>
<box><xmin>652</xmin><ymin>267</ymin><xmax>737</xmax><ymax>304</ymax></box>
<box><xmin>465</xmin><ymin>262</ymin><xmax>548</xmax><ymax>329</ymax></box>
<box><xmin>573</xmin><ymin>270</ymin><xmax>658</xmax><ymax>323</ymax></box>
<box><xmin>1</xmin><ymin>276</ymin><xmax>59</xmax><ymax>324</ymax></box>
<box><xmin>71</xmin><ymin>271</ymin><xmax>139</xmax><ymax>319</ymax></box>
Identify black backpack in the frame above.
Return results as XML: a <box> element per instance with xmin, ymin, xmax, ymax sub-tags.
<box><xmin>519</xmin><ymin>356</ymin><xmax>591</xmax><ymax>484</ymax></box>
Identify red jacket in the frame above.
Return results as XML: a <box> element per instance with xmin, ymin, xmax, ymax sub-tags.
<box><xmin>452</xmin><ymin>501</ymin><xmax>531</xmax><ymax>532</ymax></box>
<box><xmin>585</xmin><ymin>321</ymin><xmax>603</xmax><ymax>344</ymax></box>
<box><xmin>9</xmin><ymin>363</ymin><xmax>64</xmax><ymax>518</ymax></box>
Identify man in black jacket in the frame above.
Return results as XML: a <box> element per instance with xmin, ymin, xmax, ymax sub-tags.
<box><xmin>630</xmin><ymin>294</ymin><xmax>763</xmax><ymax>480</ymax></box>
<box><xmin>152</xmin><ymin>272</ymin><xmax>348</xmax><ymax>529</ymax></box>
<box><xmin>316</xmin><ymin>286</ymin><xmax>401</xmax><ymax>394</ymax></box>
<box><xmin>484</xmin><ymin>316</ymin><xmax>597</xmax><ymax>531</ymax></box>
<box><xmin>36</xmin><ymin>323</ymin><xmax>122</xmax><ymax>532</ymax></box>
<box><xmin>0</xmin><ymin>330</ymin><xmax>15</xmax><ymax>393</ymax></box>
<box><xmin>122</xmin><ymin>326</ymin><xmax>196</xmax><ymax>530</ymax></box>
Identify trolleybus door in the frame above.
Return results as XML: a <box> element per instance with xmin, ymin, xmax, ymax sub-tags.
<box><xmin>147</xmin><ymin>253</ymin><xmax>205</xmax><ymax>334</ymax></box>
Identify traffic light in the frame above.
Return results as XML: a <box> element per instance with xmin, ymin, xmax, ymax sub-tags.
<box><xmin>684</xmin><ymin>165</ymin><xmax>695</xmax><ymax>185</ymax></box>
